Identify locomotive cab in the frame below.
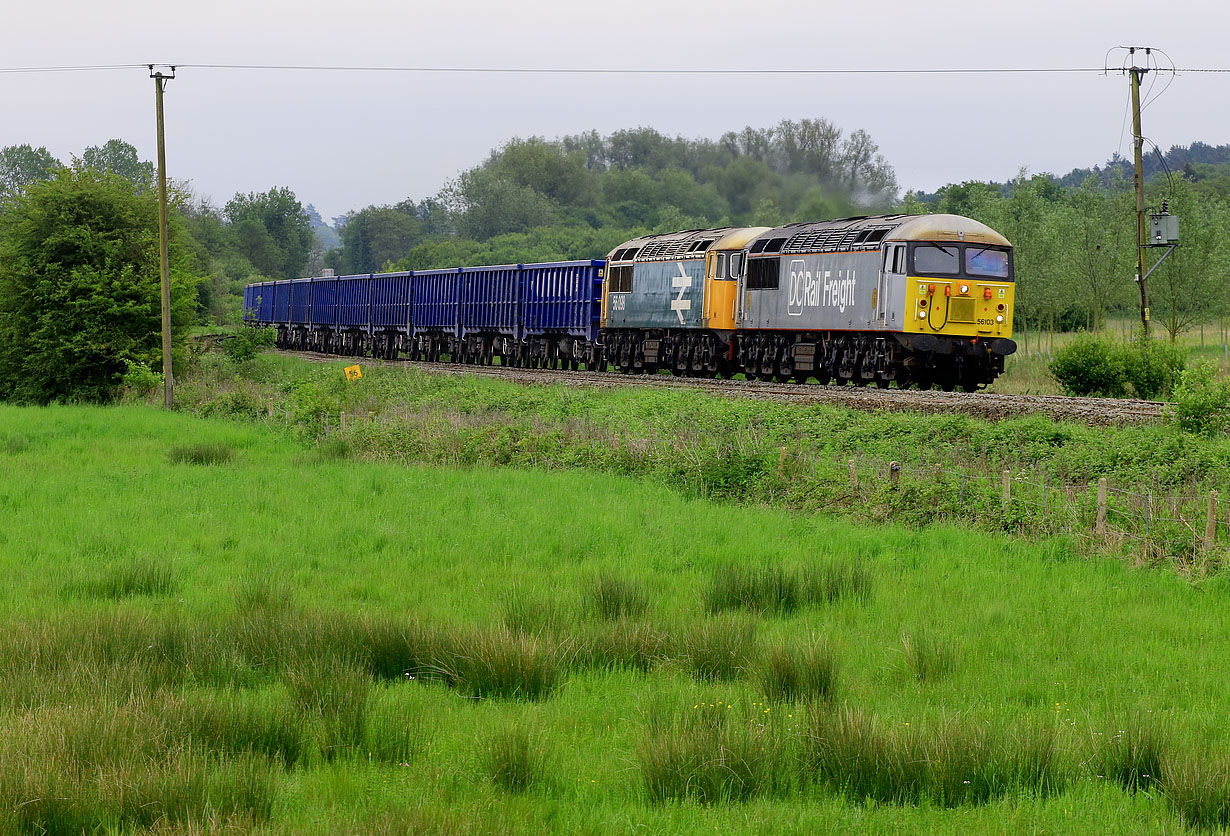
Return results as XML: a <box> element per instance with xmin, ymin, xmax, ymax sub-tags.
<box><xmin>885</xmin><ymin>215</ymin><xmax>1016</xmax><ymax>349</ymax></box>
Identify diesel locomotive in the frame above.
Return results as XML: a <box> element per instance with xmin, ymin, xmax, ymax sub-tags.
<box><xmin>244</xmin><ymin>213</ymin><xmax>1017</xmax><ymax>390</ymax></box>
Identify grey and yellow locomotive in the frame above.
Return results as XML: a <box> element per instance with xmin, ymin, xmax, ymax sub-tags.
<box><xmin>600</xmin><ymin>214</ymin><xmax>1017</xmax><ymax>389</ymax></box>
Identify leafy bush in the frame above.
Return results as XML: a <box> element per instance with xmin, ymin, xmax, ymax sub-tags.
<box><xmin>119</xmin><ymin>359</ymin><xmax>162</xmax><ymax>398</ymax></box>
<box><xmin>1170</xmin><ymin>359</ymin><xmax>1230</xmax><ymax>435</ymax></box>
<box><xmin>1122</xmin><ymin>334</ymin><xmax>1185</xmax><ymax>399</ymax></box>
<box><xmin>1050</xmin><ymin>332</ymin><xmax>1186</xmax><ymax>399</ymax></box>
<box><xmin>224</xmin><ymin>327</ymin><xmax>276</xmax><ymax>364</ymax></box>
<box><xmin>1048</xmin><ymin>333</ymin><xmax>1127</xmax><ymax>397</ymax></box>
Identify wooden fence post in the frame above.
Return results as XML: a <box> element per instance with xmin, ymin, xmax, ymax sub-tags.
<box><xmin>934</xmin><ymin>463</ymin><xmax>942</xmax><ymax>481</ymax></box>
<box><xmin>848</xmin><ymin>460</ymin><xmax>858</xmax><ymax>490</ymax></box>
<box><xmin>1095</xmin><ymin>477</ymin><xmax>1108</xmax><ymax>535</ymax></box>
<box><xmin>1206</xmin><ymin>490</ymin><xmax>1219</xmax><ymax>550</ymax></box>
<box><xmin>1001</xmin><ymin>470</ymin><xmax>1011</xmax><ymax>513</ymax></box>
<box><xmin>889</xmin><ymin>461</ymin><xmax>901</xmax><ymax>487</ymax></box>
<box><xmin>340</xmin><ymin>411</ymin><xmax>347</xmax><ymax>431</ymax></box>
<box><xmin>778</xmin><ymin>447</ymin><xmax>787</xmax><ymax>477</ymax></box>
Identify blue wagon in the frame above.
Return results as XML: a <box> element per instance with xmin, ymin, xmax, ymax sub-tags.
<box><xmin>245</xmin><ymin>260</ymin><xmax>606</xmax><ymax>369</ymax></box>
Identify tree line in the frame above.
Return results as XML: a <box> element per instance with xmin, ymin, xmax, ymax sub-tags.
<box><xmin>1</xmin><ymin>124</ymin><xmax>1228</xmax><ymax>404</ymax></box>
<box><xmin>327</xmin><ymin>119</ymin><xmax>899</xmax><ymax>275</ymax></box>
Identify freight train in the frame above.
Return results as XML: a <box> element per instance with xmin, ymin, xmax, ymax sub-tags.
<box><xmin>244</xmin><ymin>213</ymin><xmax>1017</xmax><ymax>390</ymax></box>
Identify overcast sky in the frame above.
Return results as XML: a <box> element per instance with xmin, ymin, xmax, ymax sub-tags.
<box><xmin>3</xmin><ymin>0</ymin><xmax>1228</xmax><ymax>223</ymax></box>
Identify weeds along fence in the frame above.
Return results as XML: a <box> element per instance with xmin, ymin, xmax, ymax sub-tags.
<box><xmin>781</xmin><ymin>450</ymin><xmax>1226</xmax><ymax>569</ymax></box>
<box><xmin>268</xmin><ymin>404</ymin><xmax>1227</xmax><ymax>569</ymax></box>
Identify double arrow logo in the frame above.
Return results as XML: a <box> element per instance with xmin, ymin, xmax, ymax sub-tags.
<box><xmin>671</xmin><ymin>262</ymin><xmax>692</xmax><ymax>325</ymax></box>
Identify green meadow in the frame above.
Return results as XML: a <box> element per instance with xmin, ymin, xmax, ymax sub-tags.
<box><xmin>2</xmin><ymin>402</ymin><xmax>1230</xmax><ymax>834</ymax></box>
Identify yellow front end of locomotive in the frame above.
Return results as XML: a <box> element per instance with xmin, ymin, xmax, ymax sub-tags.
<box><xmin>905</xmin><ymin>279</ymin><xmax>1015</xmax><ymax>340</ymax></box>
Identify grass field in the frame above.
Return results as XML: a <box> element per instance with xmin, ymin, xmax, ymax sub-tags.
<box><xmin>170</xmin><ymin>346</ymin><xmax>1230</xmax><ymax>570</ymax></box>
<box><xmin>3</xmin><ymin>403</ymin><xmax>1230</xmax><ymax>833</ymax></box>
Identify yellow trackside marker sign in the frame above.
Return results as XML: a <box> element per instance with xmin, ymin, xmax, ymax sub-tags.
<box><xmin>344</xmin><ymin>364</ymin><xmax>362</xmax><ymax>381</ymax></box>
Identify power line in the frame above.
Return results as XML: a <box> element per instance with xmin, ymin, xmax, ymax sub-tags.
<box><xmin>2</xmin><ymin>62</ymin><xmax>1228</xmax><ymax>76</ymax></box>
<box><xmin>2</xmin><ymin>63</ymin><xmax>1115</xmax><ymax>76</ymax></box>
<box><xmin>0</xmin><ymin>63</ymin><xmax>148</xmax><ymax>74</ymax></box>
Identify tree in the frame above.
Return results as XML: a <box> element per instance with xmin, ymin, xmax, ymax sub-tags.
<box><xmin>1065</xmin><ymin>176</ymin><xmax>1134</xmax><ymax>331</ymax></box>
<box><xmin>485</xmin><ymin>137</ymin><xmax>592</xmax><ymax>206</ymax></box>
<box><xmin>0</xmin><ymin>144</ymin><xmax>61</xmax><ymax>202</ymax></box>
<box><xmin>224</xmin><ymin>187</ymin><xmax>313</xmax><ymax>277</ymax></box>
<box><xmin>329</xmin><ymin>204</ymin><xmax>426</xmax><ymax>274</ymax></box>
<box><xmin>76</xmin><ymin>139</ymin><xmax>155</xmax><ymax>189</ymax></box>
<box><xmin>0</xmin><ymin>168</ymin><xmax>198</xmax><ymax>404</ymax></box>
<box><xmin>1149</xmin><ymin>180</ymin><xmax>1228</xmax><ymax>342</ymax></box>
<box><xmin>838</xmin><ymin>129</ymin><xmax>898</xmax><ymax>204</ymax></box>
<box><xmin>443</xmin><ymin>169</ymin><xmax>558</xmax><ymax>240</ymax></box>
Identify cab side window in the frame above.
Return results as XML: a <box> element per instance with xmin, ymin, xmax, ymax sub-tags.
<box><xmin>729</xmin><ymin>252</ymin><xmax>744</xmax><ymax>279</ymax></box>
<box><xmin>887</xmin><ymin>245</ymin><xmax>904</xmax><ymax>273</ymax></box>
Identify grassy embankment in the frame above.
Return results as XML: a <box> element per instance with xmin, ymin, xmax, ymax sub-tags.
<box><xmin>176</xmin><ymin>347</ymin><xmax>1230</xmax><ymax>566</ymax></box>
<box><xmin>3</xmin><ymin>404</ymin><xmax>1230</xmax><ymax>833</ymax></box>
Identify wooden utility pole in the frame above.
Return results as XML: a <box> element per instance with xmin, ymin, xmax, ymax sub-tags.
<box><xmin>151</xmin><ymin>65</ymin><xmax>176</xmax><ymax>408</ymax></box>
<box><xmin>1128</xmin><ymin>48</ymin><xmax>1151</xmax><ymax>336</ymax></box>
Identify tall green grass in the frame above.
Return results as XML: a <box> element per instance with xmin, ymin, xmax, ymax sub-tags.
<box><xmin>759</xmin><ymin>636</ymin><xmax>838</xmax><ymax>703</ymax></box>
<box><xmin>6</xmin><ymin>403</ymin><xmax>1230</xmax><ymax>834</ymax></box>
<box><xmin>637</xmin><ymin>701</ymin><xmax>792</xmax><ymax>804</ymax></box>
<box><xmin>803</xmin><ymin>708</ymin><xmax>1064</xmax><ymax>806</ymax></box>
<box><xmin>482</xmin><ymin>723</ymin><xmax>544</xmax><ymax>793</ymax></box>
<box><xmin>705</xmin><ymin>563</ymin><xmax>871</xmax><ymax>615</ymax></box>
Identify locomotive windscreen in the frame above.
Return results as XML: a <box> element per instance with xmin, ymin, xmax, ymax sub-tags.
<box><xmin>966</xmin><ymin>247</ymin><xmax>1011</xmax><ymax>278</ymax></box>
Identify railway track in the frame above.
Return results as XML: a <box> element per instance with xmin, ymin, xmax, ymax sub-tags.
<box><xmin>286</xmin><ymin>351</ymin><xmax>1167</xmax><ymax>427</ymax></box>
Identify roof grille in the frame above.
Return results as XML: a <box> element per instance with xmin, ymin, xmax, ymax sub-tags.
<box><xmin>638</xmin><ymin>238</ymin><xmax>712</xmax><ymax>260</ymax></box>
<box><xmin>774</xmin><ymin>214</ymin><xmax>912</xmax><ymax>254</ymax></box>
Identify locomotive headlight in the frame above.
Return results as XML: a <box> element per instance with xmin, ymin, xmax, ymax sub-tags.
<box><xmin>996</xmin><ymin>315</ymin><xmax>1004</xmax><ymax>323</ymax></box>
<box><xmin>959</xmin><ymin>284</ymin><xmax>969</xmax><ymax>295</ymax></box>
<box><xmin>918</xmin><ymin>299</ymin><xmax>927</xmax><ymax>308</ymax></box>
<box><xmin>917</xmin><ymin>310</ymin><xmax>926</xmax><ymax>320</ymax></box>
